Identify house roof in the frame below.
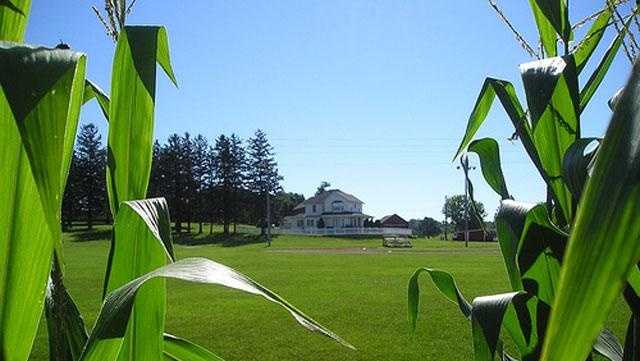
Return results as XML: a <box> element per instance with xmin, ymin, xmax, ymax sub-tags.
<box><xmin>380</xmin><ymin>214</ymin><xmax>408</xmax><ymax>224</ymax></box>
<box><xmin>293</xmin><ymin>189</ymin><xmax>364</xmax><ymax>210</ymax></box>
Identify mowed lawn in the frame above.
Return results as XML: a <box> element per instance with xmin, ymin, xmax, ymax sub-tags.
<box><xmin>29</xmin><ymin>226</ymin><xmax>630</xmax><ymax>360</ymax></box>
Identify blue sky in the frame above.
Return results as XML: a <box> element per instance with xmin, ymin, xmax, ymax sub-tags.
<box><xmin>27</xmin><ymin>1</ymin><xmax>634</xmax><ymax>220</ymax></box>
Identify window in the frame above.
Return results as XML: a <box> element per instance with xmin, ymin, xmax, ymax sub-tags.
<box><xmin>312</xmin><ymin>205</ymin><xmax>316</xmax><ymax>213</ymax></box>
<box><xmin>306</xmin><ymin>219</ymin><xmax>315</xmax><ymax>227</ymax></box>
<box><xmin>332</xmin><ymin>200</ymin><xmax>344</xmax><ymax>212</ymax></box>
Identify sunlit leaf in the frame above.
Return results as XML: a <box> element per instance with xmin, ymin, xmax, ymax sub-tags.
<box><xmin>0</xmin><ymin>43</ymin><xmax>85</xmax><ymax>361</ymax></box>
<box><xmin>541</xmin><ymin>60</ymin><xmax>640</xmax><ymax>361</ymax></box>
<box><xmin>408</xmin><ymin>268</ymin><xmax>471</xmax><ymax>331</ymax></box>
<box><xmin>0</xmin><ymin>0</ymin><xmax>30</xmax><ymax>42</ymax></box>
<box><xmin>163</xmin><ymin>334</ymin><xmax>225</xmax><ymax>361</ymax></box>
<box><xmin>106</xmin><ymin>25</ymin><xmax>177</xmax><ymax>216</ymax></box>
<box><xmin>468</xmin><ymin>138</ymin><xmax>510</xmax><ymax>199</ymax></box>
<box><xmin>80</xmin><ymin>257</ymin><xmax>354</xmax><ymax>361</ymax></box>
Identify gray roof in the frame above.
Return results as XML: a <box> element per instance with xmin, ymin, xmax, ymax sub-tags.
<box><xmin>293</xmin><ymin>189</ymin><xmax>364</xmax><ymax>210</ymax></box>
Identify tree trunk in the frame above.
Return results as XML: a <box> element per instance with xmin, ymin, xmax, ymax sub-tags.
<box><xmin>87</xmin><ymin>208</ymin><xmax>93</xmax><ymax>230</ymax></box>
<box><xmin>209</xmin><ymin>221</ymin><xmax>214</xmax><ymax>235</ymax></box>
<box><xmin>223</xmin><ymin>221</ymin><xmax>229</xmax><ymax>236</ymax></box>
<box><xmin>266</xmin><ymin>192</ymin><xmax>272</xmax><ymax>247</ymax></box>
<box><xmin>233</xmin><ymin>223</ymin><xmax>237</xmax><ymax>234</ymax></box>
<box><xmin>198</xmin><ymin>221</ymin><xmax>203</xmax><ymax>234</ymax></box>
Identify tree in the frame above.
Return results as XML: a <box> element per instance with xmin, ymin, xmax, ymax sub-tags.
<box><xmin>315</xmin><ymin>181</ymin><xmax>331</xmax><ymax>196</ymax></box>
<box><xmin>212</xmin><ymin>134</ymin><xmax>246</xmax><ymax>236</ymax></box>
<box><xmin>191</xmin><ymin>134</ymin><xmax>210</xmax><ymax>234</ymax></box>
<box><xmin>442</xmin><ymin>194</ymin><xmax>486</xmax><ymax>232</ymax></box>
<box><xmin>61</xmin><ymin>150</ymin><xmax>81</xmax><ymax>230</ymax></box>
<box><xmin>409</xmin><ymin>217</ymin><xmax>442</xmax><ymax>237</ymax></box>
<box><xmin>75</xmin><ymin>123</ymin><xmax>107</xmax><ymax>229</ymax></box>
<box><xmin>273</xmin><ymin>192</ymin><xmax>305</xmax><ymax>225</ymax></box>
<box><xmin>246</xmin><ymin>129</ymin><xmax>282</xmax><ymax>244</ymax></box>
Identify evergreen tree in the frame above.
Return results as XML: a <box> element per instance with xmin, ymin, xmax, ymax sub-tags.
<box><xmin>212</xmin><ymin>134</ymin><xmax>246</xmax><ymax>236</ymax></box>
<box><xmin>181</xmin><ymin>133</ymin><xmax>196</xmax><ymax>232</ymax></box>
<box><xmin>246</xmin><ymin>129</ymin><xmax>282</xmax><ymax>244</ymax></box>
<box><xmin>61</xmin><ymin>150</ymin><xmax>81</xmax><ymax>230</ymax></box>
<box><xmin>75</xmin><ymin>123</ymin><xmax>107</xmax><ymax>229</ymax></box>
<box><xmin>191</xmin><ymin>134</ymin><xmax>210</xmax><ymax>234</ymax></box>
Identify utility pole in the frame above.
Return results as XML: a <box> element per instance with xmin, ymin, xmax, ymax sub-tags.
<box><xmin>457</xmin><ymin>154</ymin><xmax>476</xmax><ymax>248</ymax></box>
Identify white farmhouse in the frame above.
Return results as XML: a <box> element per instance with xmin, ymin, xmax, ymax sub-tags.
<box><xmin>282</xmin><ymin>189</ymin><xmax>371</xmax><ymax>232</ymax></box>
<box><xmin>281</xmin><ymin>190</ymin><xmax>412</xmax><ymax>236</ymax></box>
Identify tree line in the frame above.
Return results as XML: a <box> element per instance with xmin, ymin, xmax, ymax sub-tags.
<box><xmin>62</xmin><ymin>123</ymin><xmax>304</xmax><ymax>237</ymax></box>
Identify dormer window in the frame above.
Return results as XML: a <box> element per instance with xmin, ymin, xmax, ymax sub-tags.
<box><xmin>332</xmin><ymin>200</ymin><xmax>344</xmax><ymax>212</ymax></box>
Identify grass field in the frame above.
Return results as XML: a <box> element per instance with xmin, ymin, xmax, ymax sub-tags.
<box><xmin>29</xmin><ymin>226</ymin><xmax>630</xmax><ymax>360</ymax></box>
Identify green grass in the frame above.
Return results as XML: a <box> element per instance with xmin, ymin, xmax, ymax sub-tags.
<box><xmin>29</xmin><ymin>226</ymin><xmax>630</xmax><ymax>360</ymax></box>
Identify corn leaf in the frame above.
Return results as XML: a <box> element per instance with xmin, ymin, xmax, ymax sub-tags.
<box><xmin>527</xmin><ymin>0</ymin><xmax>565</xmax><ymax>56</ymax></box>
<box><xmin>45</xmin><ymin>254</ymin><xmax>88</xmax><ymax>361</ymax></box>
<box><xmin>468</xmin><ymin>138</ymin><xmax>510</xmax><ymax>199</ymax></box>
<box><xmin>516</xmin><ymin>204</ymin><xmax>566</xmax><ymax>306</ymax></box>
<box><xmin>104</xmin><ymin>198</ymin><xmax>174</xmax><ymax>361</ymax></box>
<box><xmin>495</xmin><ymin>200</ymin><xmax>534</xmax><ymax>291</ymax></box>
<box><xmin>580</xmin><ymin>13</ymin><xmax>634</xmax><ymax>113</ymax></box>
<box><xmin>520</xmin><ymin>56</ymin><xmax>579</xmax><ymax>223</ymax></box>
<box><xmin>0</xmin><ymin>44</ymin><xmax>85</xmax><ymax>361</ymax></box>
<box><xmin>595</xmin><ymin>329</ymin><xmax>623</xmax><ymax>361</ymax></box>
<box><xmin>106</xmin><ymin>25</ymin><xmax>177</xmax><ymax>216</ymax></box>
<box><xmin>562</xmin><ymin>138</ymin><xmax>598</xmax><ymax>203</ymax></box>
<box><xmin>163</xmin><ymin>334</ymin><xmax>225</xmax><ymax>361</ymax></box>
<box><xmin>80</xmin><ymin>257</ymin><xmax>354</xmax><ymax>361</ymax></box>
<box><xmin>83</xmin><ymin>79</ymin><xmax>110</xmax><ymax>121</ymax></box>
<box><xmin>541</xmin><ymin>60</ymin><xmax>640</xmax><ymax>361</ymax></box>
<box><xmin>471</xmin><ymin>292</ymin><xmax>525</xmax><ymax>361</ymax></box>
<box><xmin>454</xmin><ymin>78</ymin><xmax>526</xmax><ymax>160</ymax></box>
<box><xmin>407</xmin><ymin>268</ymin><xmax>472</xmax><ymax>331</ymax></box>
<box><xmin>573</xmin><ymin>7</ymin><xmax>612</xmax><ymax>73</ymax></box>
<box><xmin>0</xmin><ymin>0</ymin><xmax>30</xmax><ymax>42</ymax></box>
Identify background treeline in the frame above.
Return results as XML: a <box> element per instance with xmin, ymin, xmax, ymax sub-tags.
<box><xmin>62</xmin><ymin>123</ymin><xmax>305</xmax><ymax>236</ymax></box>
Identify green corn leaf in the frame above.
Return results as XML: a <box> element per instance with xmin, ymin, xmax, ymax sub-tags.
<box><xmin>0</xmin><ymin>0</ymin><xmax>30</xmax><ymax>42</ymax></box>
<box><xmin>520</xmin><ymin>56</ymin><xmax>579</xmax><ymax>223</ymax></box>
<box><xmin>594</xmin><ymin>329</ymin><xmax>623</xmax><ymax>361</ymax></box>
<box><xmin>516</xmin><ymin>204</ymin><xmax>566</xmax><ymax>306</ymax></box>
<box><xmin>45</xmin><ymin>254</ymin><xmax>88</xmax><ymax>361</ymax></box>
<box><xmin>163</xmin><ymin>334</ymin><xmax>225</xmax><ymax>361</ymax></box>
<box><xmin>580</xmin><ymin>13</ymin><xmax>634</xmax><ymax>113</ymax></box>
<box><xmin>562</xmin><ymin>138</ymin><xmax>599</xmax><ymax>203</ymax></box>
<box><xmin>540</xmin><ymin>60</ymin><xmax>640</xmax><ymax>361</ymax></box>
<box><xmin>609</xmin><ymin>87</ymin><xmax>623</xmax><ymax>112</ymax></box>
<box><xmin>106</xmin><ymin>25</ymin><xmax>177</xmax><ymax>216</ymax></box>
<box><xmin>80</xmin><ymin>257</ymin><xmax>354</xmax><ymax>361</ymax></box>
<box><xmin>495</xmin><ymin>200</ymin><xmax>534</xmax><ymax>291</ymax></box>
<box><xmin>471</xmin><ymin>292</ymin><xmax>526</xmax><ymax>361</ymax></box>
<box><xmin>573</xmin><ymin>7</ymin><xmax>612</xmax><ymax>73</ymax></box>
<box><xmin>468</xmin><ymin>138</ymin><xmax>510</xmax><ymax>199</ymax></box>
<box><xmin>454</xmin><ymin>78</ymin><xmax>527</xmax><ymax>160</ymax></box>
<box><xmin>104</xmin><ymin>198</ymin><xmax>174</xmax><ymax>361</ymax></box>
<box><xmin>0</xmin><ymin>43</ymin><xmax>85</xmax><ymax>361</ymax></box>
<box><xmin>528</xmin><ymin>0</ymin><xmax>568</xmax><ymax>57</ymax></box>
<box><xmin>83</xmin><ymin>79</ymin><xmax>110</xmax><ymax>121</ymax></box>
<box><xmin>407</xmin><ymin>268</ymin><xmax>472</xmax><ymax>331</ymax></box>
<box><xmin>532</xmin><ymin>0</ymin><xmax>571</xmax><ymax>44</ymax></box>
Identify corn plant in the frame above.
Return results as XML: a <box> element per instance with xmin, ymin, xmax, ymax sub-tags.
<box><xmin>0</xmin><ymin>2</ymin><xmax>352</xmax><ymax>361</ymax></box>
<box><xmin>409</xmin><ymin>1</ymin><xmax>640</xmax><ymax>360</ymax></box>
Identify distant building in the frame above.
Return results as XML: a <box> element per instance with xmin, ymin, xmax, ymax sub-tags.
<box><xmin>281</xmin><ymin>189</ymin><xmax>411</xmax><ymax>236</ymax></box>
<box><xmin>379</xmin><ymin>214</ymin><xmax>409</xmax><ymax>228</ymax></box>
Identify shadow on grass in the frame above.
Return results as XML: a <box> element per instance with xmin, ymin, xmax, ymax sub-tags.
<box><xmin>174</xmin><ymin>232</ymin><xmax>279</xmax><ymax>247</ymax></box>
<box><xmin>66</xmin><ymin>227</ymin><xmax>112</xmax><ymax>242</ymax></box>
